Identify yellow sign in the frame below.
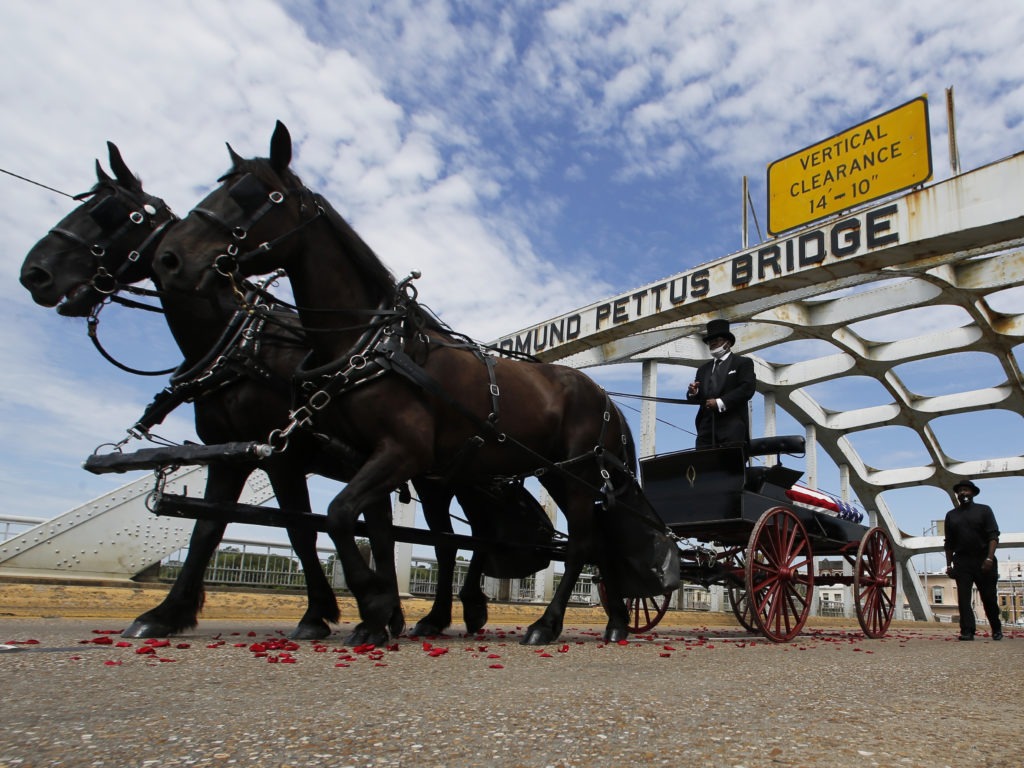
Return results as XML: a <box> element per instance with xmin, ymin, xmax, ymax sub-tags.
<box><xmin>767</xmin><ymin>96</ymin><xmax>932</xmax><ymax>234</ymax></box>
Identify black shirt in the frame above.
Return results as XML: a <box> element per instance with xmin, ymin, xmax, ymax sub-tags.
<box><xmin>944</xmin><ymin>501</ymin><xmax>999</xmax><ymax>560</ymax></box>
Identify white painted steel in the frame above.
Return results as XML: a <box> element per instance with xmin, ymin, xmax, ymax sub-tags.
<box><xmin>0</xmin><ymin>467</ymin><xmax>275</xmax><ymax>580</ymax></box>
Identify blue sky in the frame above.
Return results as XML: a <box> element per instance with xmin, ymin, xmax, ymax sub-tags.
<box><xmin>2</xmin><ymin>1</ymin><xmax>1023</xmax><ymax>565</ymax></box>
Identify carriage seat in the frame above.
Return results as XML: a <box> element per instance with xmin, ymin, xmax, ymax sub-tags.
<box><xmin>747</xmin><ymin>435</ymin><xmax>805</xmax><ymax>458</ymax></box>
<box><xmin>744</xmin><ymin>436</ymin><xmax>805</xmax><ymax>494</ymax></box>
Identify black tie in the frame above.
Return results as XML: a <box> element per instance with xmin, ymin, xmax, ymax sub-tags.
<box><xmin>711</xmin><ymin>360</ymin><xmax>725</xmax><ymax>394</ymax></box>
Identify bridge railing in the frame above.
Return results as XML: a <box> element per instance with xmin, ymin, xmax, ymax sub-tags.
<box><xmin>0</xmin><ymin>514</ymin><xmax>46</xmax><ymax>543</ymax></box>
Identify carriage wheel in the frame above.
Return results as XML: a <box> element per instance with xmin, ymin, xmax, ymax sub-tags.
<box><xmin>854</xmin><ymin>527</ymin><xmax>896</xmax><ymax>638</ymax></box>
<box><xmin>745</xmin><ymin>506</ymin><xmax>814</xmax><ymax>642</ymax></box>
<box><xmin>726</xmin><ymin>552</ymin><xmax>757</xmax><ymax>632</ymax></box>
<box><xmin>596</xmin><ymin>582</ymin><xmax>673</xmax><ymax>634</ymax></box>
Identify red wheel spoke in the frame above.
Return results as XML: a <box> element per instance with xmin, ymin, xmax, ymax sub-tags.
<box><xmin>746</xmin><ymin>506</ymin><xmax>813</xmax><ymax>642</ymax></box>
<box><xmin>854</xmin><ymin>527</ymin><xmax>895</xmax><ymax>638</ymax></box>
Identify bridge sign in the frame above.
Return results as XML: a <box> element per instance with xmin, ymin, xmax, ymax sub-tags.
<box><xmin>767</xmin><ymin>96</ymin><xmax>932</xmax><ymax>235</ymax></box>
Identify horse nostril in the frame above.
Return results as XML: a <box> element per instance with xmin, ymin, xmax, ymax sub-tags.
<box><xmin>159</xmin><ymin>250</ymin><xmax>181</xmax><ymax>274</ymax></box>
<box><xmin>20</xmin><ymin>265</ymin><xmax>53</xmax><ymax>290</ymax></box>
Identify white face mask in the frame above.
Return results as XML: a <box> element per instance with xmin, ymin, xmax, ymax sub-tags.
<box><xmin>710</xmin><ymin>346</ymin><xmax>729</xmax><ymax>360</ymax></box>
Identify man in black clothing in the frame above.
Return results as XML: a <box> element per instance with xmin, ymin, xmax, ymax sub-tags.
<box><xmin>685</xmin><ymin>318</ymin><xmax>756</xmax><ymax>449</ymax></box>
<box><xmin>944</xmin><ymin>479</ymin><xmax>1002</xmax><ymax>641</ymax></box>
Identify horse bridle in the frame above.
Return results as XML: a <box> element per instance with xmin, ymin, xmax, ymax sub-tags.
<box><xmin>49</xmin><ymin>184</ymin><xmax>177</xmax><ymax>295</ymax></box>
<box><xmin>188</xmin><ymin>171</ymin><xmax>323</xmax><ymax>279</ymax></box>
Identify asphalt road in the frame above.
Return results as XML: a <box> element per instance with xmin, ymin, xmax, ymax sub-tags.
<box><xmin>1</xmin><ymin>614</ymin><xmax>1021</xmax><ymax>768</ymax></box>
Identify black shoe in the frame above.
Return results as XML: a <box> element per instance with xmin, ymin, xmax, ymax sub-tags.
<box><xmin>992</xmin><ymin>630</ymin><xmax>1003</xmax><ymax>641</ymax></box>
<box><xmin>959</xmin><ymin>633</ymin><xmax>974</xmax><ymax>641</ymax></box>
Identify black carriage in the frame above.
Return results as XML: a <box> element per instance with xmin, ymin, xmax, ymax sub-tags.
<box><xmin>614</xmin><ymin>435</ymin><xmax>897</xmax><ymax>642</ymax></box>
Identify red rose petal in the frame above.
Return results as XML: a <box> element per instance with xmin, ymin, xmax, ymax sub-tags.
<box><xmin>103</xmin><ymin>660</ymin><xmax>123</xmax><ymax>666</ymax></box>
<box><xmin>489</xmin><ymin>664</ymin><xmax>504</xmax><ymax>669</ymax></box>
<box><xmin>115</xmin><ymin>642</ymin><xmax>132</xmax><ymax>648</ymax></box>
<box><xmin>135</xmin><ymin>647</ymin><xmax>155</xmax><ymax>655</ymax></box>
<box><xmin>90</xmin><ymin>636</ymin><xmax>113</xmax><ymax>645</ymax></box>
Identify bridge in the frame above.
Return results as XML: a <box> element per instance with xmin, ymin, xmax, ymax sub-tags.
<box><xmin>2</xmin><ymin>151</ymin><xmax>1023</xmax><ymax>623</ymax></box>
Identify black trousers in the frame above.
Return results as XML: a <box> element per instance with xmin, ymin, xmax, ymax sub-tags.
<box><xmin>952</xmin><ymin>558</ymin><xmax>1002</xmax><ymax>635</ymax></box>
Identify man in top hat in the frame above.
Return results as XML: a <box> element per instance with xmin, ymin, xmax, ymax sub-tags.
<box><xmin>685</xmin><ymin>319</ymin><xmax>756</xmax><ymax>449</ymax></box>
<box><xmin>944</xmin><ymin>479</ymin><xmax>1003</xmax><ymax>641</ymax></box>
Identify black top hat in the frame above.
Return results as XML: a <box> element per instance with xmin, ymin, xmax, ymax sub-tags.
<box><xmin>703</xmin><ymin>318</ymin><xmax>736</xmax><ymax>346</ymax></box>
<box><xmin>952</xmin><ymin>479</ymin><xmax>981</xmax><ymax>496</ymax></box>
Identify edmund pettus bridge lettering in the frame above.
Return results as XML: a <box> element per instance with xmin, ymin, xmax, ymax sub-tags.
<box><xmin>498</xmin><ymin>205</ymin><xmax>899</xmax><ymax>357</ymax></box>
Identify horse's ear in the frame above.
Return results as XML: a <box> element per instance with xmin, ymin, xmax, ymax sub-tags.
<box><xmin>227</xmin><ymin>142</ymin><xmax>244</xmax><ymax>169</ymax></box>
<box><xmin>269</xmin><ymin>120</ymin><xmax>292</xmax><ymax>174</ymax></box>
<box><xmin>107</xmin><ymin>142</ymin><xmax>142</xmax><ymax>191</ymax></box>
<box><xmin>95</xmin><ymin>159</ymin><xmax>113</xmax><ymax>184</ymax></box>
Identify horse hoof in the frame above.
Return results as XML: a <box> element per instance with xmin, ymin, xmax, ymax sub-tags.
<box><xmin>463</xmin><ymin>604</ymin><xmax>489</xmax><ymax>635</ymax></box>
<box><xmin>410</xmin><ymin>619</ymin><xmax>447</xmax><ymax>637</ymax></box>
<box><xmin>121</xmin><ymin>619</ymin><xmax>174</xmax><ymax>639</ymax></box>
<box><xmin>290</xmin><ymin>620</ymin><xmax>331</xmax><ymax>640</ymax></box>
<box><xmin>604</xmin><ymin>626</ymin><xmax>630</xmax><ymax>643</ymax></box>
<box><xmin>520</xmin><ymin>625</ymin><xmax>557</xmax><ymax>646</ymax></box>
<box><xmin>388</xmin><ymin>610</ymin><xmax>406</xmax><ymax>639</ymax></box>
<box><xmin>344</xmin><ymin>624</ymin><xmax>389</xmax><ymax>647</ymax></box>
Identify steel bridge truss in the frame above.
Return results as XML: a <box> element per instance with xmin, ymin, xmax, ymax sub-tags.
<box><xmin>502</xmin><ymin>152</ymin><xmax>1024</xmax><ymax>621</ymax></box>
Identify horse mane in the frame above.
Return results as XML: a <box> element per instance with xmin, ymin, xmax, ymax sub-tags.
<box><xmin>235</xmin><ymin>156</ymin><xmax>402</xmax><ymax>308</ymax></box>
<box><xmin>233</xmin><ymin>154</ymin><xmax>460</xmax><ymax>337</ymax></box>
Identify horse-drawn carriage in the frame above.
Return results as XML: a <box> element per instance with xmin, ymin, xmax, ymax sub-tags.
<box><xmin>80</xmin><ymin>426</ymin><xmax>896</xmax><ymax>644</ymax></box>
<box><xmin>620</xmin><ymin>436</ymin><xmax>896</xmax><ymax>642</ymax></box>
<box><xmin>21</xmin><ymin>123</ymin><xmax>896</xmax><ymax>646</ymax></box>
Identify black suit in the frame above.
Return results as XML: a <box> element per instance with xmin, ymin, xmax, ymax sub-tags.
<box><xmin>686</xmin><ymin>352</ymin><xmax>756</xmax><ymax>449</ymax></box>
<box><xmin>944</xmin><ymin>501</ymin><xmax>1002</xmax><ymax>637</ymax></box>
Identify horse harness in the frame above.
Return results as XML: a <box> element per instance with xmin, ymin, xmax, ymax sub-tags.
<box><xmin>253</xmin><ymin>272</ymin><xmax>634</xmax><ymax>502</ymax></box>
<box><xmin>130</xmin><ymin>279</ymin><xmax>299</xmax><ymax>438</ymax></box>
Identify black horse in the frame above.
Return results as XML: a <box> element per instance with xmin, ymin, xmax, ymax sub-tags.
<box><xmin>18</xmin><ymin>145</ymin><xmax>512</xmax><ymax>642</ymax></box>
<box><xmin>155</xmin><ymin>121</ymin><xmax>644</xmax><ymax>645</ymax></box>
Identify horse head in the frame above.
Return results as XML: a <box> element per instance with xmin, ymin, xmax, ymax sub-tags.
<box><xmin>19</xmin><ymin>144</ymin><xmax>175</xmax><ymax>317</ymax></box>
<box><xmin>156</xmin><ymin>121</ymin><xmax>397</xmax><ymax>311</ymax></box>
<box><xmin>154</xmin><ymin>121</ymin><xmax>309</xmax><ymax>296</ymax></box>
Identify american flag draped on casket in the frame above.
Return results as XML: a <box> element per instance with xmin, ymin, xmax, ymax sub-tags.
<box><xmin>785</xmin><ymin>485</ymin><xmax>865</xmax><ymax>523</ymax></box>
